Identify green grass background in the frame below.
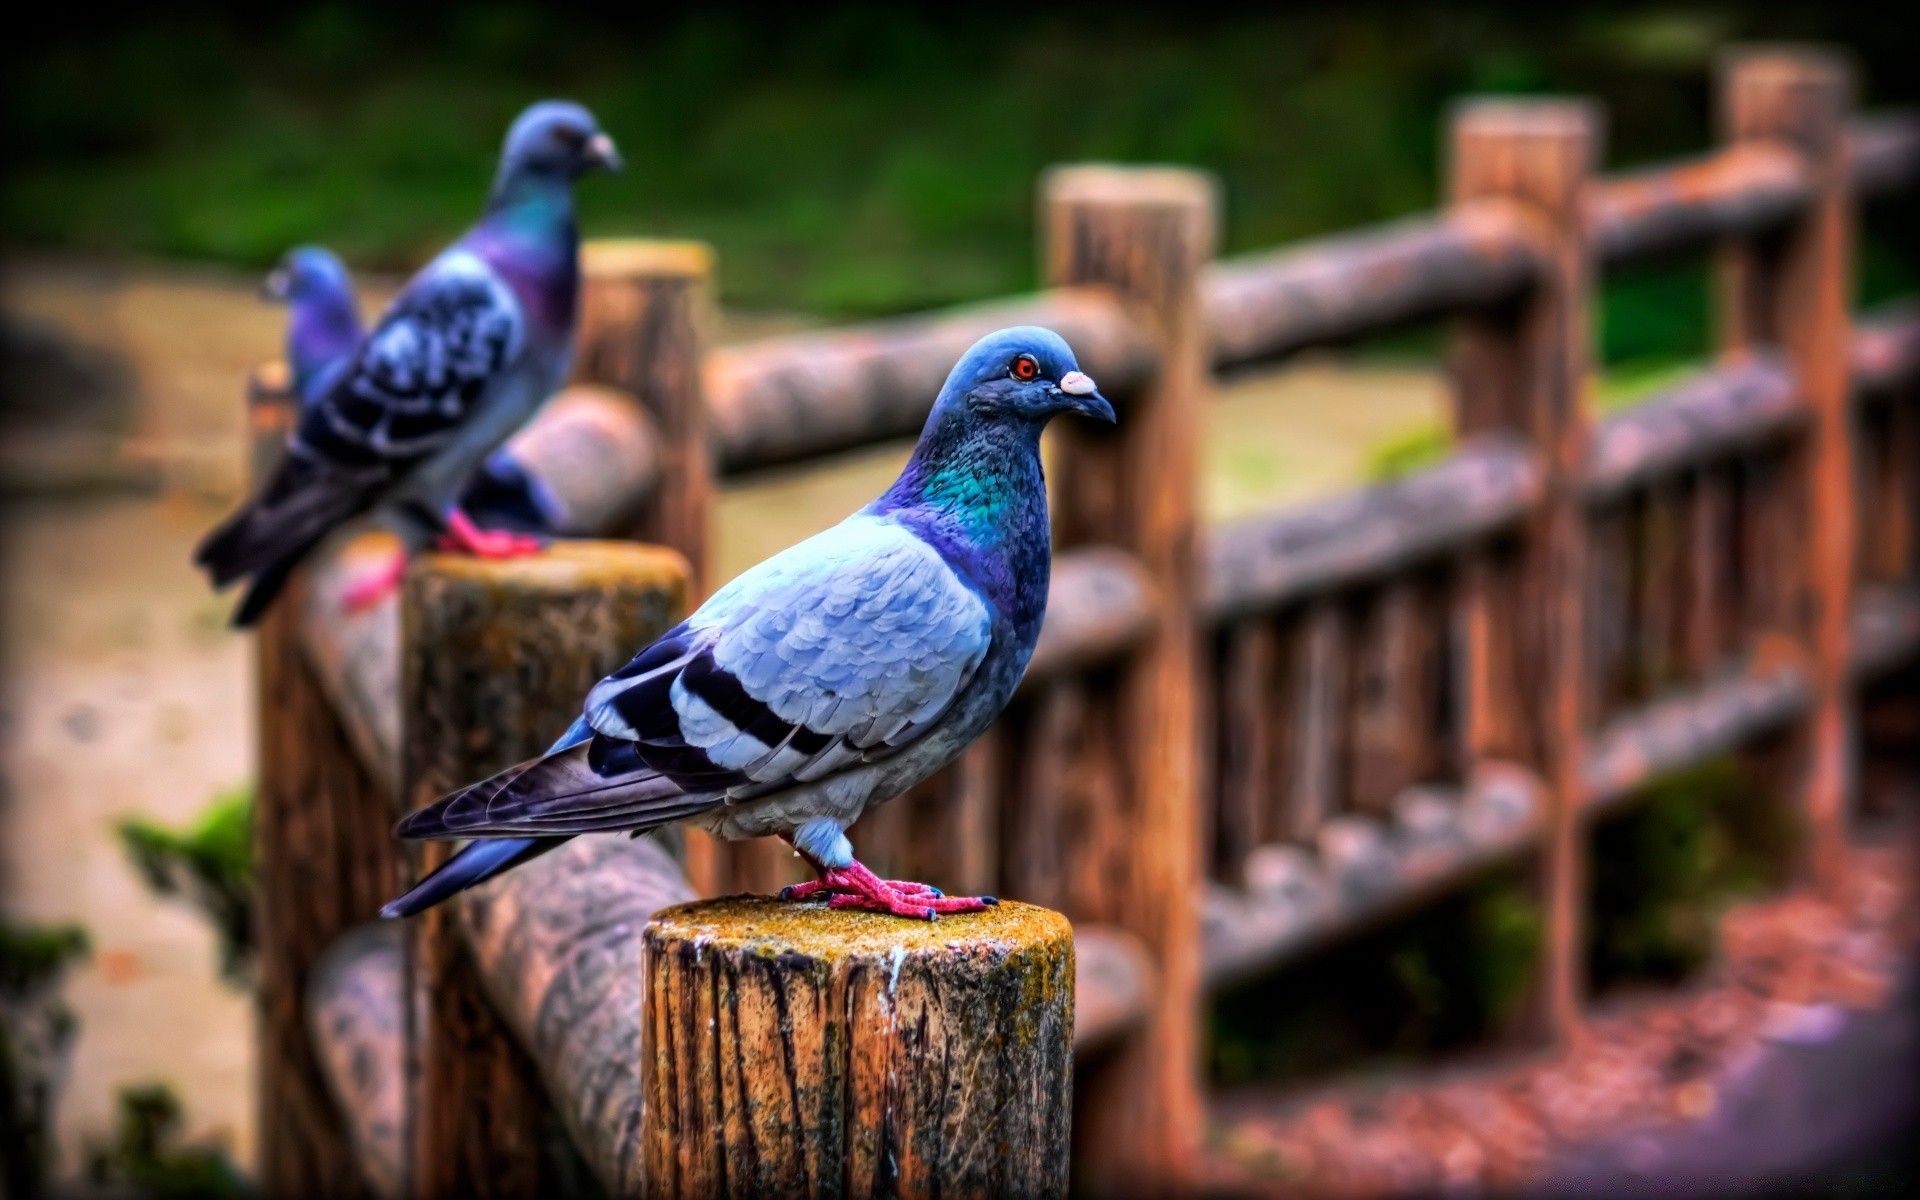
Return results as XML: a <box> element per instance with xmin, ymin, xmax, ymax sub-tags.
<box><xmin>6</xmin><ymin>4</ymin><xmax>1915</xmax><ymax>332</ymax></box>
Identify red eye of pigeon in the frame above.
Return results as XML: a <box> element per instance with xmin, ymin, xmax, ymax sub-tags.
<box><xmin>1010</xmin><ymin>354</ymin><xmax>1040</xmax><ymax>381</ymax></box>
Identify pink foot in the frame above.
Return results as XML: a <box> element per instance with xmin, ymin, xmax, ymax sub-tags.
<box><xmin>436</xmin><ymin>508</ymin><xmax>545</xmax><ymax>559</ymax></box>
<box><xmin>780</xmin><ymin>858</ymin><xmax>996</xmax><ymax>920</ymax></box>
<box><xmin>341</xmin><ymin>551</ymin><xmax>406</xmax><ymax>613</ymax></box>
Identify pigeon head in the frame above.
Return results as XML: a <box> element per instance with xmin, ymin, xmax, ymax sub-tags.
<box><xmin>264</xmin><ymin>246</ymin><xmax>361</xmax><ymax>397</ymax></box>
<box><xmin>938</xmin><ymin>326</ymin><xmax>1115</xmax><ymax>427</ymax></box>
<box><xmin>263</xmin><ymin>246</ymin><xmax>352</xmax><ymax>306</ymax></box>
<box><xmin>497</xmin><ymin>101</ymin><xmax>622</xmax><ymax>185</ymax></box>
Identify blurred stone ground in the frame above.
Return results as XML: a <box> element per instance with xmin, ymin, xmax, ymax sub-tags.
<box><xmin>0</xmin><ymin>255</ymin><xmax>1444</xmax><ymax>1179</ymax></box>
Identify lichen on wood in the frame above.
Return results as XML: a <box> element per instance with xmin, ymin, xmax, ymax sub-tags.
<box><xmin>642</xmin><ymin>896</ymin><xmax>1075</xmax><ymax>1200</ymax></box>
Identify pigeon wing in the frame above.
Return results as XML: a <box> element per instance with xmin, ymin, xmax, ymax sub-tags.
<box><xmin>578</xmin><ymin>515</ymin><xmax>993</xmax><ymax>801</ymax></box>
<box><xmin>397</xmin><ymin>516</ymin><xmax>993</xmax><ymax>839</ymax></box>
<box><xmin>299</xmin><ymin>247</ymin><xmax>526</xmax><ymax>472</ymax></box>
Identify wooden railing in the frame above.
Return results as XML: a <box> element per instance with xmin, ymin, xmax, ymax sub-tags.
<box><xmin>252</xmin><ymin>45</ymin><xmax>1920</xmax><ymax>1199</ymax></box>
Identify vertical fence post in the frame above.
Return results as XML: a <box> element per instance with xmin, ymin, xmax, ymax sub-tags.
<box><xmin>1448</xmin><ymin>101</ymin><xmax>1600</xmax><ymax>1042</ymax></box>
<box><xmin>402</xmin><ymin>544</ymin><xmax>690</xmax><ymax>1199</ymax></box>
<box><xmin>1041</xmin><ymin>165</ymin><xmax>1213</xmax><ymax>1192</ymax></box>
<box><xmin>577</xmin><ymin>242</ymin><xmax>715</xmax><ymax>592</ymax></box>
<box><xmin>1717</xmin><ymin>48</ymin><xmax>1858</xmax><ymax>890</ymax></box>
<box><xmin>250</xmin><ymin>364</ymin><xmax>399</xmax><ymax>1200</ymax></box>
<box><xmin>574</xmin><ymin>240</ymin><xmax>791</xmax><ymax>898</ymax></box>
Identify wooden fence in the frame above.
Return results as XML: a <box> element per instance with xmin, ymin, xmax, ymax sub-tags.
<box><xmin>253</xmin><ymin>47</ymin><xmax>1920</xmax><ymax>1198</ymax></box>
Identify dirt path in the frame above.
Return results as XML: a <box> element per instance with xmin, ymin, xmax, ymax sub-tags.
<box><xmin>0</xmin><ymin>256</ymin><xmax>1442</xmax><ymax>1180</ymax></box>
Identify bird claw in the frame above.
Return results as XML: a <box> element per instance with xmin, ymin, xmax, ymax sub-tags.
<box><xmin>437</xmin><ymin>508</ymin><xmax>547</xmax><ymax>559</ymax></box>
<box><xmin>341</xmin><ymin>552</ymin><xmax>407</xmax><ymax>613</ymax></box>
<box><xmin>780</xmin><ymin>860</ymin><xmax>992</xmax><ymax>920</ymax></box>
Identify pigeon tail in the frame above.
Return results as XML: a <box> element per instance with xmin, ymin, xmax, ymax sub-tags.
<box><xmin>379</xmin><ymin>836</ymin><xmax>559</xmax><ymax>918</ymax></box>
<box><xmin>195</xmin><ymin>455</ymin><xmax>378</xmax><ymax>627</ymax></box>
<box><xmin>382</xmin><ymin>718</ymin><xmax>608</xmax><ymax>918</ymax></box>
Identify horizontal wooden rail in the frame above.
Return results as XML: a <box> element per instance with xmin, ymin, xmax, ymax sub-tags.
<box><xmin>1589</xmin><ymin>143</ymin><xmax>1812</xmax><ymax>266</ymax></box>
<box><xmin>705</xmin><ymin>288</ymin><xmax>1160</xmax><ymax>473</ymax></box>
<box><xmin>1202</xmin><ymin>764</ymin><xmax>1547</xmax><ymax>990</ymax></box>
<box><xmin>1853</xmin><ymin>112</ymin><xmax>1920</xmax><ymax>198</ymax></box>
<box><xmin>503</xmin><ymin>383</ymin><xmax>662</xmax><ymax>535</ymax></box>
<box><xmin>1853</xmin><ymin>303</ymin><xmax>1920</xmax><ymax>395</ymax></box>
<box><xmin>1203</xmin><ymin>205</ymin><xmax>1541</xmax><ymax>369</ymax></box>
<box><xmin>1582</xmin><ymin>655</ymin><xmax>1811</xmax><ymax>813</ymax></box>
<box><xmin>304</xmin><ymin>841</ymin><xmax>1157</xmax><ymax>1197</ymax></box>
<box><xmin>1024</xmin><ymin>547</ymin><xmax>1161</xmax><ymax>686</ymax></box>
<box><xmin>1583</xmin><ymin>356</ymin><xmax>1801</xmax><ymax>502</ymax></box>
<box><xmin>1203</xmin><ymin>435</ymin><xmax>1541</xmax><ymax>621</ymax></box>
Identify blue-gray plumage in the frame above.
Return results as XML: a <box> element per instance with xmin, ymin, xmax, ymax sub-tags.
<box><xmin>198</xmin><ymin>101</ymin><xmax>618</xmax><ymax>626</ymax></box>
<box><xmin>382</xmin><ymin>326</ymin><xmax>1115</xmax><ymax>920</ymax></box>
<box><xmin>265</xmin><ymin>245</ymin><xmax>570</xmax><ymax>537</ymax></box>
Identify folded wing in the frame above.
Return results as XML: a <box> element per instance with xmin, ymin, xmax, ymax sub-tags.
<box><xmin>397</xmin><ymin>515</ymin><xmax>993</xmax><ymax>838</ymax></box>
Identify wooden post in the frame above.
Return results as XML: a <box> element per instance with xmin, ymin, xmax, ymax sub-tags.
<box><xmin>576</xmin><ymin>239</ymin><xmax>782</xmax><ymax>897</ymax></box>
<box><xmin>1717</xmin><ymin>48</ymin><xmax>1858</xmax><ymax>889</ymax></box>
<box><xmin>251</xmin><ymin>363</ymin><xmax>400</xmax><ymax>1200</ymax></box>
<box><xmin>640</xmin><ymin>897</ymin><xmax>1074</xmax><ymax>1200</ymax></box>
<box><xmin>1448</xmin><ymin>100</ymin><xmax>1600</xmax><ymax>1042</ymax></box>
<box><xmin>577</xmin><ymin>241</ymin><xmax>715</xmax><ymax>589</ymax></box>
<box><xmin>401</xmin><ymin>542</ymin><xmax>690</xmax><ymax>1199</ymax></box>
<box><xmin>1041</xmin><ymin>165</ymin><xmax>1212</xmax><ymax>1192</ymax></box>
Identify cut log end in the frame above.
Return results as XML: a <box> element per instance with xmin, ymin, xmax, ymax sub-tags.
<box><xmin>642</xmin><ymin>895</ymin><xmax>1075</xmax><ymax>1200</ymax></box>
<box><xmin>411</xmin><ymin>539</ymin><xmax>689</xmax><ymax>596</ymax></box>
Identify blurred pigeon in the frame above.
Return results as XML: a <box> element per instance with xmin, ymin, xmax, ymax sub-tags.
<box><xmin>263</xmin><ymin>246</ymin><xmax>361</xmax><ymax>400</ymax></box>
<box><xmin>382</xmin><ymin>327</ymin><xmax>1115</xmax><ymax>920</ymax></box>
<box><xmin>264</xmin><ymin>246</ymin><xmax>569</xmax><ymax>536</ymax></box>
<box><xmin>199</xmin><ymin>101</ymin><xmax>619</xmax><ymax>626</ymax></box>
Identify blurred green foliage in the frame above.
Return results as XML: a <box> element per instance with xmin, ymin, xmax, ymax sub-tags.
<box><xmin>117</xmin><ymin>786</ymin><xmax>255</xmax><ymax>986</ymax></box>
<box><xmin>83</xmin><ymin>1084</ymin><xmax>251</xmax><ymax>1200</ymax></box>
<box><xmin>1587</xmin><ymin>754</ymin><xmax>1794</xmax><ymax>989</ymax></box>
<box><xmin>1</xmin><ymin>920</ymin><xmax>89</xmax><ymax>1199</ymax></box>
<box><xmin>4</xmin><ymin>5</ymin><xmax>1915</xmax><ymax>322</ymax></box>
<box><xmin>1210</xmin><ymin>870</ymin><xmax>1542</xmax><ymax>1085</ymax></box>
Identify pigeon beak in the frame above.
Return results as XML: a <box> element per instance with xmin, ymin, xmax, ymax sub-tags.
<box><xmin>584</xmin><ymin>132</ymin><xmax>624</xmax><ymax>173</ymax></box>
<box><xmin>1058</xmin><ymin>371</ymin><xmax>1116</xmax><ymax>424</ymax></box>
<box><xmin>262</xmin><ymin>268</ymin><xmax>291</xmax><ymax>301</ymax></box>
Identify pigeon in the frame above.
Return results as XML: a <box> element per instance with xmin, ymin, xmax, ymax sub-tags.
<box><xmin>198</xmin><ymin>101</ymin><xmax>619</xmax><ymax>626</ymax></box>
<box><xmin>264</xmin><ymin>246</ymin><xmax>570</xmax><ymax>537</ymax></box>
<box><xmin>264</xmin><ymin>246</ymin><xmax>361</xmax><ymax>400</ymax></box>
<box><xmin>381</xmin><ymin>326</ymin><xmax>1116</xmax><ymax>920</ymax></box>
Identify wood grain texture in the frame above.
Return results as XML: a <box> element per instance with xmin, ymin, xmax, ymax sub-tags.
<box><xmin>400</xmin><ymin>542</ymin><xmax>689</xmax><ymax>1199</ymax></box>
<box><xmin>1719</xmin><ymin>48</ymin><xmax>1858</xmax><ymax>889</ymax></box>
<box><xmin>640</xmin><ymin>897</ymin><xmax>1074</xmax><ymax>1200</ymax></box>
<box><xmin>1214</xmin><ymin>619</ymin><xmax>1279</xmax><ymax>880</ymax></box>
<box><xmin>1042</xmin><ymin>163</ymin><xmax>1213</xmax><ymax>1192</ymax></box>
<box><xmin>1449</xmin><ymin>98</ymin><xmax>1599</xmax><ymax>1043</ymax></box>
<box><xmin>578</xmin><ymin>241</ymin><xmax>715</xmax><ymax>592</ymax></box>
<box><xmin>251</xmin><ymin>372</ymin><xmax>399</xmax><ymax>1200</ymax></box>
<box><xmin>308</xmin><ymin>924</ymin><xmax>409</xmax><ymax>1200</ymax></box>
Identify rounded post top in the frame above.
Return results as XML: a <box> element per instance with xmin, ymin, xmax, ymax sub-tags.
<box><xmin>1450</xmin><ymin>97</ymin><xmax>1604</xmax><ymax>146</ymax></box>
<box><xmin>1042</xmin><ymin>163</ymin><xmax>1219</xmax><ymax>215</ymax></box>
<box><xmin>1718</xmin><ymin>43</ymin><xmax>1854</xmax><ymax>94</ymax></box>
<box><xmin>645</xmin><ymin>894</ymin><xmax>1073</xmax><ymax>962</ymax></box>
<box><xmin>412</xmin><ymin>539</ymin><xmax>689</xmax><ymax>597</ymax></box>
<box><xmin>583</xmin><ymin>238</ymin><xmax>714</xmax><ymax>281</ymax></box>
<box><xmin>1718</xmin><ymin>44</ymin><xmax>1855</xmax><ymax>152</ymax></box>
